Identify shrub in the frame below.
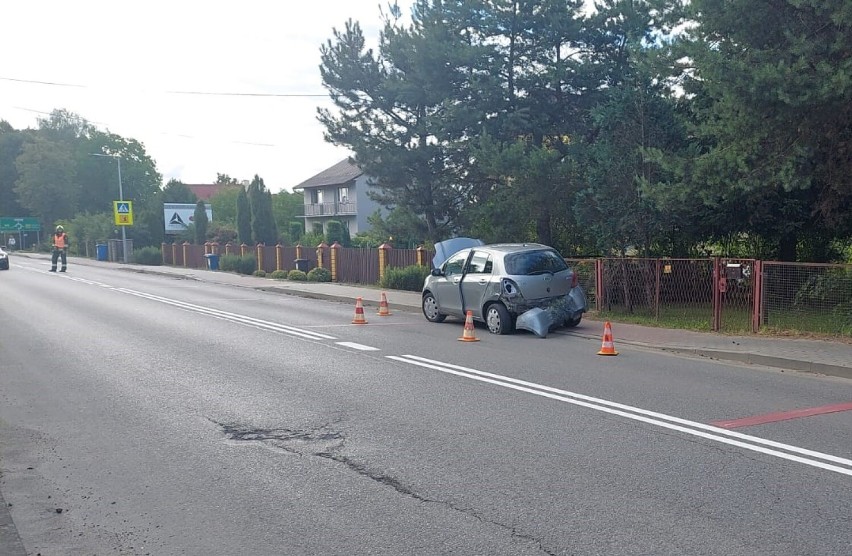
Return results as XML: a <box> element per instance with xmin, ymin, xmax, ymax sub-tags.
<box><xmin>133</xmin><ymin>246</ymin><xmax>162</xmax><ymax>266</ymax></box>
<box><xmin>220</xmin><ymin>254</ymin><xmax>257</xmax><ymax>275</ymax></box>
<box><xmin>253</xmin><ymin>270</ymin><xmax>267</xmax><ymax>278</ymax></box>
<box><xmin>219</xmin><ymin>254</ymin><xmax>241</xmax><ymax>272</ymax></box>
<box><xmin>794</xmin><ymin>268</ymin><xmax>852</xmax><ymax>307</ymax></box>
<box><xmin>270</xmin><ymin>270</ymin><xmax>288</xmax><ymax>280</ymax></box>
<box><xmin>380</xmin><ymin>265</ymin><xmax>431</xmax><ymax>292</ymax></box>
<box><xmin>326</xmin><ymin>220</ymin><xmax>345</xmax><ymax>246</ymax></box>
<box><xmin>307</xmin><ymin>267</ymin><xmax>332</xmax><ymax>282</ymax></box>
<box><xmin>300</xmin><ymin>232</ymin><xmax>324</xmax><ymax>248</ymax></box>
<box><xmin>289</xmin><ymin>222</ymin><xmax>303</xmax><ymax>244</ymax></box>
<box><xmin>287</xmin><ymin>269</ymin><xmax>308</xmax><ymax>281</ymax></box>
<box><xmin>237</xmin><ymin>255</ymin><xmax>257</xmax><ymax>275</ymax></box>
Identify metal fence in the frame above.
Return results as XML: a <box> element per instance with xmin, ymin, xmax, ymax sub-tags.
<box><xmin>154</xmin><ymin>245</ymin><xmax>850</xmax><ymax>338</ymax></box>
<box><xmin>761</xmin><ymin>262</ymin><xmax>852</xmax><ymax>336</ymax></box>
<box><xmin>590</xmin><ymin>257</ymin><xmax>851</xmax><ymax>337</ymax></box>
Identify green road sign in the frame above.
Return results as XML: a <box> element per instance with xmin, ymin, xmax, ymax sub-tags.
<box><xmin>0</xmin><ymin>217</ymin><xmax>41</xmax><ymax>232</ymax></box>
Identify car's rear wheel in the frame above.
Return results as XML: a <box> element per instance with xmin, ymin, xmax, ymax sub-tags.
<box><xmin>564</xmin><ymin>316</ymin><xmax>582</xmax><ymax>328</ymax></box>
<box><xmin>422</xmin><ymin>292</ymin><xmax>446</xmax><ymax>323</ymax></box>
<box><xmin>486</xmin><ymin>303</ymin><xmax>514</xmax><ymax>335</ymax></box>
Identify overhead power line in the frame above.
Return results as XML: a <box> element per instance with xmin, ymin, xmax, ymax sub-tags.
<box><xmin>1</xmin><ymin>76</ymin><xmax>326</xmax><ymax>97</ymax></box>
<box><xmin>9</xmin><ymin>106</ymin><xmax>277</xmax><ymax>148</ymax></box>
<box><xmin>1</xmin><ymin>76</ymin><xmax>85</xmax><ymax>88</ymax></box>
<box><xmin>166</xmin><ymin>90</ymin><xmax>326</xmax><ymax>97</ymax></box>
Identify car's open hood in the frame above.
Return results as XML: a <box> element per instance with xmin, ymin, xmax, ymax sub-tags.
<box><xmin>432</xmin><ymin>237</ymin><xmax>484</xmax><ymax>268</ymax></box>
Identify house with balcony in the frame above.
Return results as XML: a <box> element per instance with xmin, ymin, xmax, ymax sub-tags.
<box><xmin>294</xmin><ymin>158</ymin><xmax>383</xmax><ymax>236</ymax></box>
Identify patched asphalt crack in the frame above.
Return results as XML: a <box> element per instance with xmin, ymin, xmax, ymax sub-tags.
<box><xmin>213</xmin><ymin>418</ymin><xmax>556</xmax><ymax>555</ymax></box>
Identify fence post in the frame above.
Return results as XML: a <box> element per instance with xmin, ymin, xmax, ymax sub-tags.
<box><xmin>416</xmin><ymin>245</ymin><xmax>425</xmax><ymax>267</ymax></box>
<box><xmin>317</xmin><ymin>242</ymin><xmax>328</xmax><ymax>269</ymax></box>
<box><xmin>752</xmin><ymin>260</ymin><xmax>763</xmax><ymax>333</ymax></box>
<box><xmin>712</xmin><ymin>257</ymin><xmax>721</xmax><ymax>331</ymax></box>
<box><xmin>182</xmin><ymin>242</ymin><xmax>190</xmax><ymax>268</ymax></box>
<box><xmin>161</xmin><ymin>242</ymin><xmax>168</xmax><ymax>265</ymax></box>
<box><xmin>204</xmin><ymin>241</ymin><xmax>211</xmax><ymax>255</ymax></box>
<box><xmin>276</xmin><ymin>244</ymin><xmax>283</xmax><ymax>271</ymax></box>
<box><xmin>172</xmin><ymin>243</ymin><xmax>178</xmax><ymax>266</ymax></box>
<box><xmin>655</xmin><ymin>259</ymin><xmax>661</xmax><ymax>320</ymax></box>
<box><xmin>256</xmin><ymin>243</ymin><xmax>264</xmax><ymax>272</ymax></box>
<box><xmin>240</xmin><ymin>243</ymin><xmax>248</xmax><ymax>257</ymax></box>
<box><xmin>330</xmin><ymin>241</ymin><xmax>341</xmax><ymax>282</ymax></box>
<box><xmin>225</xmin><ymin>242</ymin><xmax>233</xmax><ymax>256</ymax></box>
<box><xmin>211</xmin><ymin>242</ymin><xmax>219</xmax><ymax>255</ymax></box>
<box><xmin>595</xmin><ymin>259</ymin><xmax>604</xmax><ymax>313</ymax></box>
<box><xmin>379</xmin><ymin>243</ymin><xmax>392</xmax><ymax>282</ymax></box>
<box><xmin>296</xmin><ymin>244</ymin><xmax>302</xmax><ymax>260</ymax></box>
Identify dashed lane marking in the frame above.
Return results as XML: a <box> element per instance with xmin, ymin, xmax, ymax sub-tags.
<box><xmin>336</xmin><ymin>342</ymin><xmax>380</xmax><ymax>351</ymax></box>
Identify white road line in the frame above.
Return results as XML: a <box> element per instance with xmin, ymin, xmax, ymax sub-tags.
<box><xmin>388</xmin><ymin>354</ymin><xmax>852</xmax><ymax>477</ymax></box>
<box><xmin>115</xmin><ymin>288</ymin><xmax>337</xmax><ymax>341</ymax></box>
<box><xmin>336</xmin><ymin>342</ymin><xmax>380</xmax><ymax>351</ymax></box>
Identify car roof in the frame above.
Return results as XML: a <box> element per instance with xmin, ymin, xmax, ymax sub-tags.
<box><xmin>473</xmin><ymin>243</ymin><xmax>554</xmax><ymax>254</ymax></box>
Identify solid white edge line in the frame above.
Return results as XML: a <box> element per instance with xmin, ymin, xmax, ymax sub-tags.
<box><xmin>387</xmin><ymin>355</ymin><xmax>852</xmax><ymax>477</ymax></box>
<box><xmin>396</xmin><ymin>354</ymin><xmax>852</xmax><ymax>468</ymax></box>
<box><xmin>115</xmin><ymin>287</ymin><xmax>337</xmax><ymax>341</ymax></box>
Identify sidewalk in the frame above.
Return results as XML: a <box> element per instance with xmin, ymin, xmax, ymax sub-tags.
<box><xmin>18</xmin><ymin>253</ymin><xmax>852</xmax><ymax>380</ymax></box>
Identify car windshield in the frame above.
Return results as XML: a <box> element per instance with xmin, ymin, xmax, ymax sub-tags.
<box><xmin>504</xmin><ymin>249</ymin><xmax>568</xmax><ymax>275</ymax></box>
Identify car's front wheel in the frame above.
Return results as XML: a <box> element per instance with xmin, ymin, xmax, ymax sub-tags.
<box><xmin>422</xmin><ymin>292</ymin><xmax>446</xmax><ymax>323</ymax></box>
<box><xmin>485</xmin><ymin>303</ymin><xmax>514</xmax><ymax>335</ymax></box>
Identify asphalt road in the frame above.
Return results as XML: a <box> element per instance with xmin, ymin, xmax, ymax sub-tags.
<box><xmin>1</xmin><ymin>260</ymin><xmax>851</xmax><ymax>555</ymax></box>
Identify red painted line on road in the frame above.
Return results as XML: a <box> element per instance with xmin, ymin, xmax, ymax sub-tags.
<box><xmin>711</xmin><ymin>402</ymin><xmax>852</xmax><ymax>429</ymax></box>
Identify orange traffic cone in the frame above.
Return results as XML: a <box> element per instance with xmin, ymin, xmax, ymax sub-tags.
<box><xmin>377</xmin><ymin>292</ymin><xmax>392</xmax><ymax>316</ymax></box>
<box><xmin>597</xmin><ymin>321</ymin><xmax>618</xmax><ymax>356</ymax></box>
<box><xmin>352</xmin><ymin>297</ymin><xmax>368</xmax><ymax>324</ymax></box>
<box><xmin>458</xmin><ymin>310</ymin><xmax>480</xmax><ymax>342</ymax></box>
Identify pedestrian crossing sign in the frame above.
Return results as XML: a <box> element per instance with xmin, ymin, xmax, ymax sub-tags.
<box><xmin>113</xmin><ymin>201</ymin><xmax>134</xmax><ymax>226</ymax></box>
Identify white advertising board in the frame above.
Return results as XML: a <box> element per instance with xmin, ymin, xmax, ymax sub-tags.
<box><xmin>164</xmin><ymin>203</ymin><xmax>213</xmax><ymax>234</ymax></box>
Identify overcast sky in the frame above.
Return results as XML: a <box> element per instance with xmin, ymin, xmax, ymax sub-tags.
<box><xmin>1</xmin><ymin>0</ymin><xmax>394</xmax><ymax>192</ymax></box>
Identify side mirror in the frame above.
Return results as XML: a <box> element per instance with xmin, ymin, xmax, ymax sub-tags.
<box><xmin>431</xmin><ymin>268</ymin><xmax>443</xmax><ymax>277</ymax></box>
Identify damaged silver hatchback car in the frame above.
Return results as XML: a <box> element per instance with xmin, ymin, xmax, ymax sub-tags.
<box><xmin>422</xmin><ymin>242</ymin><xmax>588</xmax><ymax>335</ymax></box>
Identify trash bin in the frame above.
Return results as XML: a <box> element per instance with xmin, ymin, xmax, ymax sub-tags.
<box><xmin>205</xmin><ymin>253</ymin><xmax>220</xmax><ymax>271</ymax></box>
<box><xmin>96</xmin><ymin>243</ymin><xmax>108</xmax><ymax>261</ymax></box>
<box><xmin>294</xmin><ymin>258</ymin><xmax>310</xmax><ymax>272</ymax></box>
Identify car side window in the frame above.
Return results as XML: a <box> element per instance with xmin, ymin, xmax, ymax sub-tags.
<box><xmin>443</xmin><ymin>251</ymin><xmax>469</xmax><ymax>276</ymax></box>
<box><xmin>466</xmin><ymin>252</ymin><xmax>492</xmax><ymax>275</ymax></box>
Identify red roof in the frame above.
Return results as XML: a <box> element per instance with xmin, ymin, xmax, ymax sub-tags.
<box><xmin>185</xmin><ymin>183</ymin><xmax>240</xmax><ymax>200</ymax></box>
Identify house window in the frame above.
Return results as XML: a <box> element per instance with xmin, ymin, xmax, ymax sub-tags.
<box><xmin>339</xmin><ymin>187</ymin><xmax>349</xmax><ymax>204</ymax></box>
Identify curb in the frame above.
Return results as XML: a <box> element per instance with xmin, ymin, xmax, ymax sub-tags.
<box><xmin>563</xmin><ymin>330</ymin><xmax>852</xmax><ymax>380</ymax></box>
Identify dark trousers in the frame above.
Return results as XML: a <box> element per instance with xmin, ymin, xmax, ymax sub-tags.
<box><xmin>51</xmin><ymin>248</ymin><xmax>67</xmax><ymax>271</ymax></box>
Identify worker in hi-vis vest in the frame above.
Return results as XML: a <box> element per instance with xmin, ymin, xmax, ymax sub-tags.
<box><xmin>50</xmin><ymin>225</ymin><xmax>69</xmax><ymax>272</ymax></box>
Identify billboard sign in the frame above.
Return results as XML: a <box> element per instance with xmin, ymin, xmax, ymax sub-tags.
<box><xmin>164</xmin><ymin>203</ymin><xmax>212</xmax><ymax>234</ymax></box>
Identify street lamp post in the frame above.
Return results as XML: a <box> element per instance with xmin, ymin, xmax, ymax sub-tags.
<box><xmin>90</xmin><ymin>153</ymin><xmax>129</xmax><ymax>263</ymax></box>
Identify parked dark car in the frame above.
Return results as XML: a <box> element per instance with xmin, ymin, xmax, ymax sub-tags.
<box><xmin>422</xmin><ymin>242</ymin><xmax>588</xmax><ymax>334</ymax></box>
<box><xmin>0</xmin><ymin>247</ymin><xmax>9</xmax><ymax>270</ymax></box>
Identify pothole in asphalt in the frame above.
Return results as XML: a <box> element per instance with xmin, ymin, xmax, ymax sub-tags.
<box><xmin>214</xmin><ymin>420</ymin><xmax>344</xmax><ymax>457</ymax></box>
